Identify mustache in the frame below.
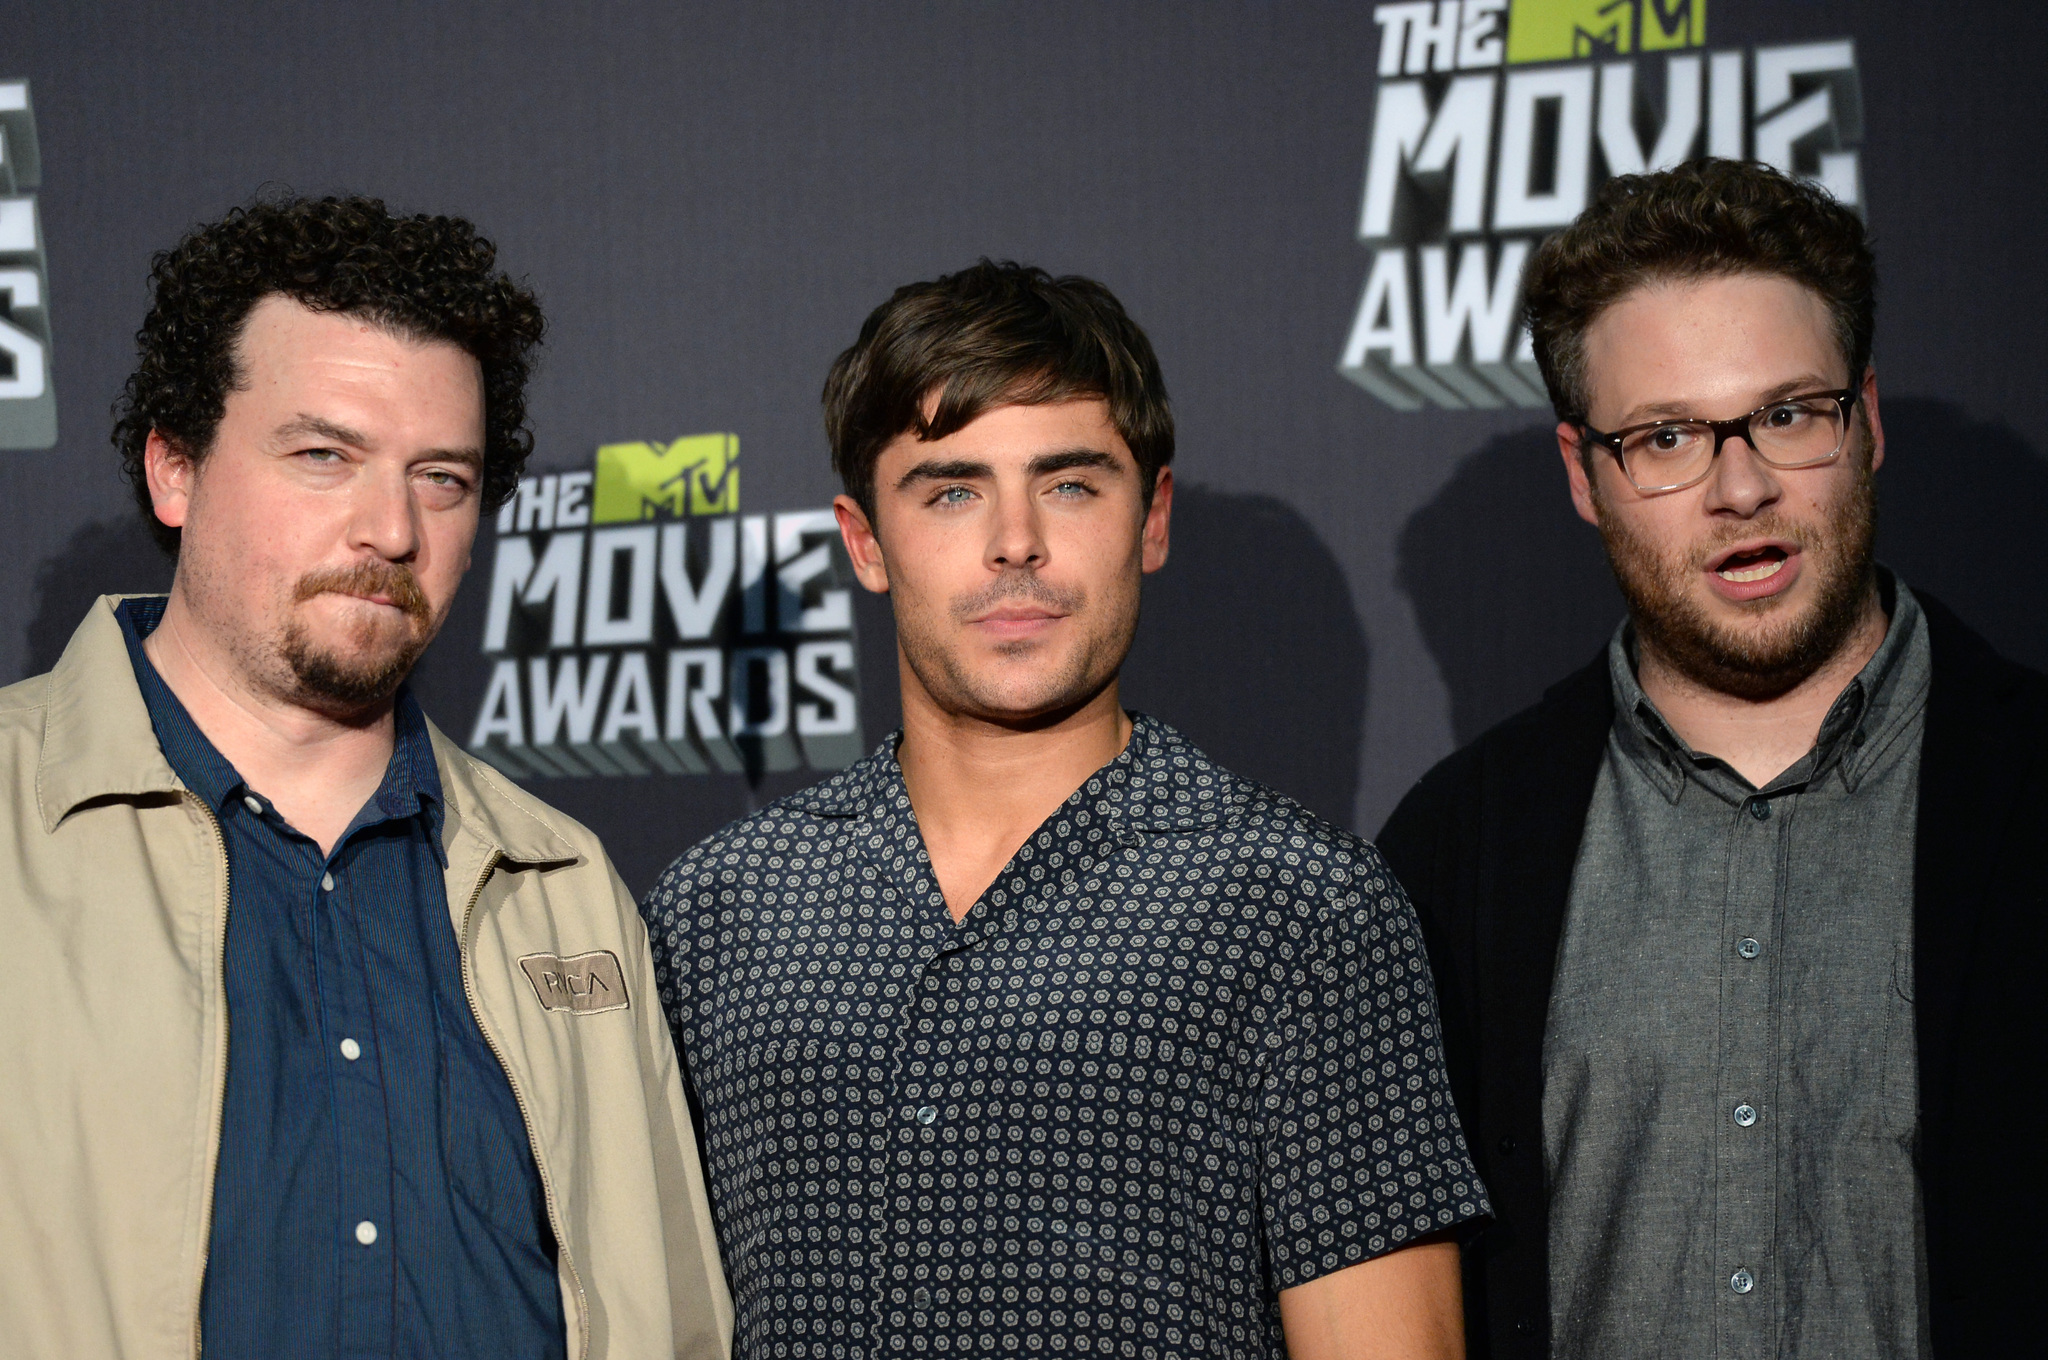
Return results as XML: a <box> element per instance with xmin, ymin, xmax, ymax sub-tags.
<box><xmin>293</xmin><ymin>561</ymin><xmax>431</xmax><ymax>623</ymax></box>
<box><xmin>949</xmin><ymin>572</ymin><xmax>1083</xmax><ymax>623</ymax></box>
<box><xmin>1683</xmin><ymin>515</ymin><xmax>1812</xmax><ymax>571</ymax></box>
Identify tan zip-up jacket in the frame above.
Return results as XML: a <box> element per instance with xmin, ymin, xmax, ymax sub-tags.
<box><xmin>0</xmin><ymin>597</ymin><xmax>732</xmax><ymax>1359</ymax></box>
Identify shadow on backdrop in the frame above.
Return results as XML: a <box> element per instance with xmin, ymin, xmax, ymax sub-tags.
<box><xmin>1875</xmin><ymin>398</ymin><xmax>2048</xmax><ymax>673</ymax></box>
<box><xmin>25</xmin><ymin>516</ymin><xmax>175</xmax><ymax>675</ymax></box>
<box><xmin>1121</xmin><ymin>482</ymin><xmax>1369</xmax><ymax>829</ymax></box>
<box><xmin>1398</xmin><ymin>426</ymin><xmax>1622</xmax><ymax>747</ymax></box>
<box><xmin>1398</xmin><ymin>398</ymin><xmax>2048</xmax><ymax>752</ymax></box>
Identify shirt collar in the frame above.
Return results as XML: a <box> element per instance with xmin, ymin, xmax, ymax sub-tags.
<box><xmin>1606</xmin><ymin>566</ymin><xmax>1932</xmax><ymax>803</ymax></box>
<box><xmin>115</xmin><ymin>597</ymin><xmax>443</xmax><ymax>844</ymax></box>
<box><xmin>786</xmin><ymin>711</ymin><xmax>1243</xmax><ymax>834</ymax></box>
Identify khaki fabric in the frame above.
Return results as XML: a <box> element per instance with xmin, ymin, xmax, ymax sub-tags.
<box><xmin>0</xmin><ymin>596</ymin><xmax>731</xmax><ymax>1360</ymax></box>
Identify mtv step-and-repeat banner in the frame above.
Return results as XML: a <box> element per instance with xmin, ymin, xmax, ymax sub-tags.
<box><xmin>1338</xmin><ymin>1</ymin><xmax>1862</xmax><ymax>410</ymax></box>
<box><xmin>4</xmin><ymin>1</ymin><xmax>2043</xmax><ymax>892</ymax></box>
<box><xmin>0</xmin><ymin>79</ymin><xmax>54</xmax><ymax>449</ymax></box>
<box><xmin>469</xmin><ymin>437</ymin><xmax>866</xmax><ymax>782</ymax></box>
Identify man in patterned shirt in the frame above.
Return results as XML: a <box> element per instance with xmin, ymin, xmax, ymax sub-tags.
<box><xmin>642</xmin><ymin>260</ymin><xmax>1487</xmax><ymax>1359</ymax></box>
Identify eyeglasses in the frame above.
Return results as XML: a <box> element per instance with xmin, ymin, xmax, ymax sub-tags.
<box><xmin>1580</xmin><ymin>388</ymin><xmax>1861</xmax><ymax>495</ymax></box>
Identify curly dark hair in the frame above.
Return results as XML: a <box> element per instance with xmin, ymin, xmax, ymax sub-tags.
<box><xmin>822</xmin><ymin>260</ymin><xmax>1174</xmax><ymax>519</ymax></box>
<box><xmin>112</xmin><ymin>194</ymin><xmax>545</xmax><ymax>555</ymax></box>
<box><xmin>1524</xmin><ymin>158</ymin><xmax>1875</xmax><ymax>431</ymax></box>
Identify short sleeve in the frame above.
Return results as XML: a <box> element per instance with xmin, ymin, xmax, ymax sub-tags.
<box><xmin>640</xmin><ymin>847</ymin><xmax>715</xmax><ymax>1031</ymax></box>
<box><xmin>1259</xmin><ymin>844</ymin><xmax>1490</xmax><ymax>1287</ymax></box>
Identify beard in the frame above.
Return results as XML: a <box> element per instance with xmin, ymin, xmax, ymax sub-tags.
<box><xmin>1594</xmin><ymin>436</ymin><xmax>1879</xmax><ymax>701</ymax></box>
<box><xmin>279</xmin><ymin>560</ymin><xmax>436</xmax><ymax>709</ymax></box>
<box><xmin>895</xmin><ymin>569</ymin><xmax>1137</xmax><ymax>725</ymax></box>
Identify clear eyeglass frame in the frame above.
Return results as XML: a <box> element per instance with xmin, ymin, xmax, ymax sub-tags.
<box><xmin>1580</xmin><ymin>387</ymin><xmax>1861</xmax><ymax>495</ymax></box>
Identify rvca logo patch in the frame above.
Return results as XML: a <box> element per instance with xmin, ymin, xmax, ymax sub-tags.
<box><xmin>518</xmin><ymin>951</ymin><xmax>629</xmax><ymax>1014</ymax></box>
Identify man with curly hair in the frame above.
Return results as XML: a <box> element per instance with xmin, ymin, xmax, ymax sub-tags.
<box><xmin>0</xmin><ymin>196</ymin><xmax>730</xmax><ymax>1360</ymax></box>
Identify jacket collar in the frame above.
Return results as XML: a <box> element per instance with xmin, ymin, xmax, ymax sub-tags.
<box><xmin>425</xmin><ymin>723</ymin><xmax>580</xmax><ymax>868</ymax></box>
<box><xmin>782</xmin><ymin>712</ymin><xmax>1246</xmax><ymax>835</ymax></box>
<box><xmin>37</xmin><ymin>595</ymin><xmax>577</xmax><ymax>868</ymax></box>
<box><xmin>37</xmin><ymin>596</ymin><xmax>187</xmax><ymax>832</ymax></box>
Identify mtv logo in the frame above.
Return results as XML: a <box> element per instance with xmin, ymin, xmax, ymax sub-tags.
<box><xmin>590</xmin><ymin>433</ymin><xmax>740</xmax><ymax>522</ymax></box>
<box><xmin>1507</xmin><ymin>0</ymin><xmax>1705</xmax><ymax>63</ymax></box>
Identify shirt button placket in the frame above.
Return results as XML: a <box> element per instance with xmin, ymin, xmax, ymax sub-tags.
<box><xmin>888</xmin><ymin>943</ymin><xmax>948</xmax><ymax>1351</ymax></box>
<box><xmin>1720</xmin><ymin>790</ymin><xmax>1782</xmax><ymax>1333</ymax></box>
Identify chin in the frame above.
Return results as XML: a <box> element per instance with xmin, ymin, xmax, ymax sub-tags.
<box><xmin>966</xmin><ymin>668</ymin><xmax>1116</xmax><ymax>724</ymax></box>
<box><xmin>281</xmin><ymin>626</ymin><xmax>428</xmax><ymax>709</ymax></box>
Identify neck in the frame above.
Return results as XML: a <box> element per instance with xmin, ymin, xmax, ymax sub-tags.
<box><xmin>142</xmin><ymin>588</ymin><xmax>399</xmax><ymax>855</ymax></box>
<box><xmin>896</xmin><ymin>664</ymin><xmax>1133</xmax><ymax>922</ymax></box>
<box><xmin>1634</xmin><ymin>582</ymin><xmax>1890</xmax><ymax>788</ymax></box>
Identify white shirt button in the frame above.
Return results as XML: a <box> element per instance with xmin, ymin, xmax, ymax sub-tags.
<box><xmin>354</xmin><ymin>1220</ymin><xmax>378</xmax><ymax>1246</ymax></box>
<box><xmin>1730</xmin><ymin>1268</ymin><xmax>1755</xmax><ymax>1295</ymax></box>
<box><xmin>243</xmin><ymin>795</ymin><xmax>264</xmax><ymax>815</ymax></box>
<box><xmin>339</xmin><ymin>1038</ymin><xmax>361</xmax><ymax>1061</ymax></box>
<box><xmin>1734</xmin><ymin>1103</ymin><xmax>1758</xmax><ymax>1127</ymax></box>
<box><xmin>915</xmin><ymin>1105</ymin><xmax>938</xmax><ymax>1125</ymax></box>
<box><xmin>321</xmin><ymin>873</ymin><xmax>336</xmax><ymax>892</ymax></box>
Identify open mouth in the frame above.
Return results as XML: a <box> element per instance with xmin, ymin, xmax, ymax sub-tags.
<box><xmin>1713</xmin><ymin>545</ymin><xmax>1790</xmax><ymax>584</ymax></box>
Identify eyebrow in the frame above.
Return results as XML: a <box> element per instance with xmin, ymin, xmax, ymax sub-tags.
<box><xmin>274</xmin><ymin>413</ymin><xmax>484</xmax><ymax>469</ymax></box>
<box><xmin>895</xmin><ymin>458</ymin><xmax>994</xmax><ymax>490</ymax></box>
<box><xmin>892</xmin><ymin>447</ymin><xmax>1125</xmax><ymax>492</ymax></box>
<box><xmin>1615</xmin><ymin>376</ymin><xmax>1841</xmax><ymax>427</ymax></box>
<box><xmin>275</xmin><ymin>414</ymin><xmax>370</xmax><ymax>447</ymax></box>
<box><xmin>1026</xmin><ymin>447</ymin><xmax>1124</xmax><ymax>478</ymax></box>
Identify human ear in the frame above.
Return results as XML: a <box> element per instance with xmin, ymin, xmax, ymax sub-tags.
<box><xmin>1140</xmin><ymin>467</ymin><xmax>1173</xmax><ymax>574</ymax></box>
<box><xmin>1859</xmin><ymin>367</ymin><xmax>1885</xmax><ymax>473</ymax></box>
<box><xmin>1558</xmin><ymin>424</ymin><xmax>1601</xmax><ymax>527</ymax></box>
<box><xmin>144</xmin><ymin>429</ymin><xmax>196</xmax><ymax>529</ymax></box>
<box><xmin>833</xmin><ymin>494</ymin><xmax>890</xmax><ymax>594</ymax></box>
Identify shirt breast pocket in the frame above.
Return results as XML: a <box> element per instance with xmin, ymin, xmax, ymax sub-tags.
<box><xmin>1882</xmin><ymin>941</ymin><xmax>1918</xmax><ymax>1143</ymax></box>
<box><xmin>433</xmin><ymin>989</ymin><xmax>550</xmax><ymax>1238</ymax></box>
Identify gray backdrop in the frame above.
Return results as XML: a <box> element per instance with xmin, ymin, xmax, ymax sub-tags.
<box><xmin>5</xmin><ymin>1</ymin><xmax>2044</xmax><ymax>893</ymax></box>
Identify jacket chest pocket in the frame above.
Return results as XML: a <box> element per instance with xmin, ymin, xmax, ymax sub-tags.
<box><xmin>432</xmin><ymin>989</ymin><xmax>551</xmax><ymax>1238</ymax></box>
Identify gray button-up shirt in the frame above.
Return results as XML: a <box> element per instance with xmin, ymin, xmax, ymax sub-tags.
<box><xmin>1545</xmin><ymin>574</ymin><xmax>1930</xmax><ymax>1359</ymax></box>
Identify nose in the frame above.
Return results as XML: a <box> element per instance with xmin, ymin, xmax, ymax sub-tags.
<box><xmin>350</xmin><ymin>461</ymin><xmax>422</xmax><ymax>562</ymax></box>
<box><xmin>985</xmin><ymin>487</ymin><xmax>1047</xmax><ymax>572</ymax></box>
<box><xmin>1700</xmin><ymin>429</ymin><xmax>1783</xmax><ymax>519</ymax></box>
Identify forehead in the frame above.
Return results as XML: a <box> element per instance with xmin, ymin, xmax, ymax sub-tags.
<box><xmin>231</xmin><ymin>295</ymin><xmax>482</xmax><ymax>411</ymax></box>
<box><xmin>1583</xmin><ymin>272</ymin><xmax>1844</xmax><ymax>419</ymax></box>
<box><xmin>881</xmin><ymin>397</ymin><xmax>1131</xmax><ymax>467</ymax></box>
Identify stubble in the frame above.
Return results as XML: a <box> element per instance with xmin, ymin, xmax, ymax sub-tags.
<box><xmin>1595</xmin><ymin>438</ymin><xmax>1879</xmax><ymax>701</ymax></box>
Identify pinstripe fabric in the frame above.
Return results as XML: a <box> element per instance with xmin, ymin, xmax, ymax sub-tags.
<box><xmin>115</xmin><ymin>598</ymin><xmax>564</xmax><ymax>1360</ymax></box>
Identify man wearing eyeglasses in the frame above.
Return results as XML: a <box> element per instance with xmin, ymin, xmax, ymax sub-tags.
<box><xmin>1378</xmin><ymin>158</ymin><xmax>2047</xmax><ymax>1358</ymax></box>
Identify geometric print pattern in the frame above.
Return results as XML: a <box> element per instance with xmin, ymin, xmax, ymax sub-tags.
<box><xmin>642</xmin><ymin>716</ymin><xmax>1487</xmax><ymax>1359</ymax></box>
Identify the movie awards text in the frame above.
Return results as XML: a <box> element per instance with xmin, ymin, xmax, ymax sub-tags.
<box><xmin>467</xmin><ymin>434</ymin><xmax>865</xmax><ymax>780</ymax></box>
<box><xmin>1340</xmin><ymin>0</ymin><xmax>1863</xmax><ymax>410</ymax></box>
<box><xmin>0</xmin><ymin>79</ymin><xmax>54</xmax><ymax>449</ymax></box>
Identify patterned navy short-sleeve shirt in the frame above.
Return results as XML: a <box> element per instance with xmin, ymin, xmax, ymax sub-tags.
<box><xmin>642</xmin><ymin>715</ymin><xmax>1487</xmax><ymax>1359</ymax></box>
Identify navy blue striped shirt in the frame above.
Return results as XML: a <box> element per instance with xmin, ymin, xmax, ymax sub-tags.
<box><xmin>116</xmin><ymin>598</ymin><xmax>564</xmax><ymax>1360</ymax></box>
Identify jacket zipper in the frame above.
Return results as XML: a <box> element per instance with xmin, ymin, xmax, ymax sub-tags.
<box><xmin>191</xmin><ymin>796</ymin><xmax>231</xmax><ymax>1360</ymax></box>
<box><xmin>457</xmin><ymin>848</ymin><xmax>592</xmax><ymax>1360</ymax></box>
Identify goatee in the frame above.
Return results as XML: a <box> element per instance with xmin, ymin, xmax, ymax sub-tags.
<box><xmin>280</xmin><ymin>561</ymin><xmax>435</xmax><ymax>708</ymax></box>
<box><xmin>1594</xmin><ymin>442</ymin><xmax>1879</xmax><ymax>701</ymax></box>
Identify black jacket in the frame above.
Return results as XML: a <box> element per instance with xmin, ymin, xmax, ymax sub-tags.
<box><xmin>1378</xmin><ymin>594</ymin><xmax>2048</xmax><ymax>1357</ymax></box>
